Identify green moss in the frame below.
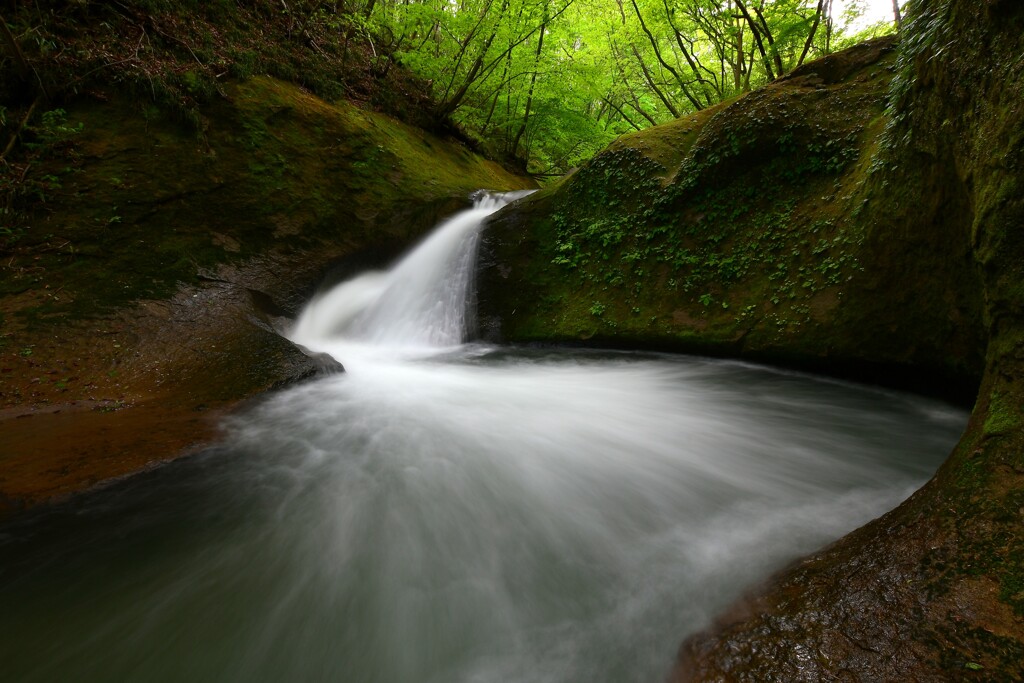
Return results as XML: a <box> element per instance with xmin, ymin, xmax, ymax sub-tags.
<box><xmin>934</xmin><ymin>623</ymin><xmax>1024</xmax><ymax>676</ymax></box>
<box><xmin>955</xmin><ymin>455</ymin><xmax>990</xmax><ymax>491</ymax></box>
<box><xmin>483</xmin><ymin>41</ymin><xmax>915</xmax><ymax>363</ymax></box>
<box><xmin>3</xmin><ymin>76</ymin><xmax>531</xmax><ymax>327</ymax></box>
<box><xmin>984</xmin><ymin>392</ymin><xmax>1022</xmax><ymax>437</ymax></box>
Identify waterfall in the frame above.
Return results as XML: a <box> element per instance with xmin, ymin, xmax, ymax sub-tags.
<box><xmin>290</xmin><ymin>191</ymin><xmax>532</xmax><ymax>361</ymax></box>
<box><xmin>0</xmin><ymin>191</ymin><xmax>967</xmax><ymax>683</ymax></box>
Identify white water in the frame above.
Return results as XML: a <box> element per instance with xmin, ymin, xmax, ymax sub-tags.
<box><xmin>0</xmin><ymin>192</ymin><xmax>966</xmax><ymax>682</ymax></box>
<box><xmin>291</xmin><ymin>191</ymin><xmax>532</xmax><ymax>363</ymax></box>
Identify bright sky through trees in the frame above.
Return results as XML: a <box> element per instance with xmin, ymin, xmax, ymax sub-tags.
<box><xmin>834</xmin><ymin>0</ymin><xmax>903</xmax><ymax>30</ymax></box>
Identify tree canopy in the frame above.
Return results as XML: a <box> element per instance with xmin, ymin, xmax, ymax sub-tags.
<box><xmin>0</xmin><ymin>0</ymin><xmax>898</xmax><ymax>184</ymax></box>
<box><xmin>353</xmin><ymin>0</ymin><xmax>899</xmax><ymax>173</ymax></box>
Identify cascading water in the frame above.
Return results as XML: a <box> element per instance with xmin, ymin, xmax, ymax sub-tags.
<box><xmin>291</xmin><ymin>191</ymin><xmax>532</xmax><ymax>361</ymax></box>
<box><xmin>0</xmin><ymin>193</ymin><xmax>967</xmax><ymax>683</ymax></box>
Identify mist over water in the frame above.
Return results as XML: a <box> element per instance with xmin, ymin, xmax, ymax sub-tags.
<box><xmin>0</xmin><ymin>193</ymin><xmax>966</xmax><ymax>682</ymax></box>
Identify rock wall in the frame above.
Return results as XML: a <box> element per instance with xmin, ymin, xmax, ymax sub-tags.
<box><xmin>479</xmin><ymin>36</ymin><xmax>984</xmax><ymax>400</ymax></box>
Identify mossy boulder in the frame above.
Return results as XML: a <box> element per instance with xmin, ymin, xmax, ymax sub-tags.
<box><xmin>479</xmin><ymin>36</ymin><xmax>984</xmax><ymax>399</ymax></box>
<box><xmin>480</xmin><ymin>5</ymin><xmax>1024</xmax><ymax>678</ymax></box>
<box><xmin>0</xmin><ymin>76</ymin><xmax>532</xmax><ymax>513</ymax></box>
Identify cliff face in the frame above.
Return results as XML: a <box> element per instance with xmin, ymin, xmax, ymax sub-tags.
<box><xmin>481</xmin><ymin>1</ymin><xmax>1024</xmax><ymax>678</ymax></box>
<box><xmin>0</xmin><ymin>75</ymin><xmax>532</xmax><ymax>513</ymax></box>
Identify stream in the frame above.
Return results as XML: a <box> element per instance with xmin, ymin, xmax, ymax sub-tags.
<box><xmin>0</xmin><ymin>192</ymin><xmax>966</xmax><ymax>682</ymax></box>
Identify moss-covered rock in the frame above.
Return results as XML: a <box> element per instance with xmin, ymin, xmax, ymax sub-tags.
<box><xmin>0</xmin><ymin>76</ymin><xmax>532</xmax><ymax>513</ymax></box>
<box><xmin>479</xmin><ymin>35</ymin><xmax>984</xmax><ymax>399</ymax></box>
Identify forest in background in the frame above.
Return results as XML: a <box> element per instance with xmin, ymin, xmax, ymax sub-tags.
<box><xmin>0</xmin><ymin>0</ymin><xmax>899</xmax><ymax>185</ymax></box>
<box><xmin>357</xmin><ymin>0</ymin><xmax>900</xmax><ymax>172</ymax></box>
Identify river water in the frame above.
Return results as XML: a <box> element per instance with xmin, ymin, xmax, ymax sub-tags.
<box><xmin>0</xmin><ymin>193</ymin><xmax>965</xmax><ymax>682</ymax></box>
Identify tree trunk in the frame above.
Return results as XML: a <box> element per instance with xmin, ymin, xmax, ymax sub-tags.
<box><xmin>629</xmin><ymin>0</ymin><xmax>705</xmax><ymax>110</ymax></box>
<box><xmin>0</xmin><ymin>14</ymin><xmax>47</xmax><ymax>100</ymax></box>
<box><xmin>434</xmin><ymin>0</ymin><xmax>575</xmax><ymax>121</ymax></box>
<box><xmin>825</xmin><ymin>0</ymin><xmax>833</xmax><ymax>54</ymax></box>
<box><xmin>630</xmin><ymin>43</ymin><xmax>681</xmax><ymax>118</ymax></box>
<box><xmin>602</xmin><ymin>97</ymin><xmax>642</xmax><ymax>131</ymax></box>
<box><xmin>734</xmin><ymin>0</ymin><xmax>776</xmax><ymax>80</ymax></box>
<box><xmin>797</xmin><ymin>0</ymin><xmax>824</xmax><ymax>68</ymax></box>
<box><xmin>511</xmin><ymin>10</ymin><xmax>547</xmax><ymax>158</ymax></box>
<box><xmin>751</xmin><ymin>3</ymin><xmax>783</xmax><ymax>77</ymax></box>
<box><xmin>662</xmin><ymin>0</ymin><xmax>718</xmax><ymax>105</ymax></box>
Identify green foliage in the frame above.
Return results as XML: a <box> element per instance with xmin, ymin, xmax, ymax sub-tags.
<box><xmin>36</xmin><ymin>110</ymin><xmax>84</xmax><ymax>143</ymax></box>
<box><xmin>536</xmin><ymin>107</ymin><xmax>867</xmax><ymax>330</ymax></box>
<box><xmin>367</xmin><ymin>0</ymin><xmax>892</xmax><ymax>174</ymax></box>
<box><xmin>1</xmin><ymin>0</ymin><xmax>895</xmax><ymax>176</ymax></box>
<box><xmin>482</xmin><ymin>41</ymin><xmax>907</xmax><ymax>357</ymax></box>
<box><xmin>983</xmin><ymin>392</ymin><xmax>1021</xmax><ymax>437</ymax></box>
<box><xmin>0</xmin><ymin>110</ymin><xmax>85</xmax><ymax>249</ymax></box>
<box><xmin>883</xmin><ymin>0</ymin><xmax>952</xmax><ymax>149</ymax></box>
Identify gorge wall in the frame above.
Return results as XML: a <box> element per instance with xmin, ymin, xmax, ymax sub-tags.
<box><xmin>479</xmin><ymin>36</ymin><xmax>984</xmax><ymax>400</ymax></box>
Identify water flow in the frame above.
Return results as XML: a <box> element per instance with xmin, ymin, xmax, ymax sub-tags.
<box><xmin>0</xmin><ymin>193</ymin><xmax>967</xmax><ymax>683</ymax></box>
<box><xmin>291</xmin><ymin>191</ymin><xmax>531</xmax><ymax>360</ymax></box>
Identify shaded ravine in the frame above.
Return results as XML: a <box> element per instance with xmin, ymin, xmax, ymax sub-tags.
<box><xmin>0</xmin><ymin>74</ymin><xmax>535</xmax><ymax>515</ymax></box>
<box><xmin>0</xmin><ymin>195</ymin><xmax>966</xmax><ymax>682</ymax></box>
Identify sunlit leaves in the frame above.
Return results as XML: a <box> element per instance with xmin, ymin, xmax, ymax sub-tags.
<box><xmin>364</xmin><ymin>0</ymin><xmax>893</xmax><ymax>174</ymax></box>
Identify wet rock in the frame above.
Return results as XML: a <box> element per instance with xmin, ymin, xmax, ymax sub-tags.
<box><xmin>298</xmin><ymin>348</ymin><xmax>345</xmax><ymax>376</ymax></box>
<box><xmin>1</xmin><ymin>75</ymin><xmax>533</xmax><ymax>513</ymax></box>
<box><xmin>477</xmin><ymin>35</ymin><xmax>984</xmax><ymax>400</ymax></box>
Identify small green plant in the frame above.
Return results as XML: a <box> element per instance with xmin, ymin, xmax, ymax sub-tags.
<box><xmin>589</xmin><ymin>301</ymin><xmax>606</xmax><ymax>317</ymax></box>
<box><xmin>37</xmin><ymin>109</ymin><xmax>84</xmax><ymax>143</ymax></box>
<box><xmin>97</xmin><ymin>400</ymin><xmax>127</xmax><ymax>413</ymax></box>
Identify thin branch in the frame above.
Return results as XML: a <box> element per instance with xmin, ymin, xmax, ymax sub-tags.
<box><xmin>625</xmin><ymin>98</ymin><xmax>658</xmax><ymax>126</ymax></box>
<box><xmin>629</xmin><ymin>42</ymin><xmax>680</xmax><ymax>118</ymax></box>
<box><xmin>797</xmin><ymin>0</ymin><xmax>824</xmax><ymax>67</ymax></box>
<box><xmin>1</xmin><ymin>95</ymin><xmax>42</xmax><ymax>162</ymax></box>
<box><xmin>629</xmin><ymin>0</ymin><xmax>704</xmax><ymax>111</ymax></box>
<box><xmin>602</xmin><ymin>97</ymin><xmax>642</xmax><ymax>131</ymax></box>
<box><xmin>0</xmin><ymin>14</ymin><xmax>48</xmax><ymax>100</ymax></box>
